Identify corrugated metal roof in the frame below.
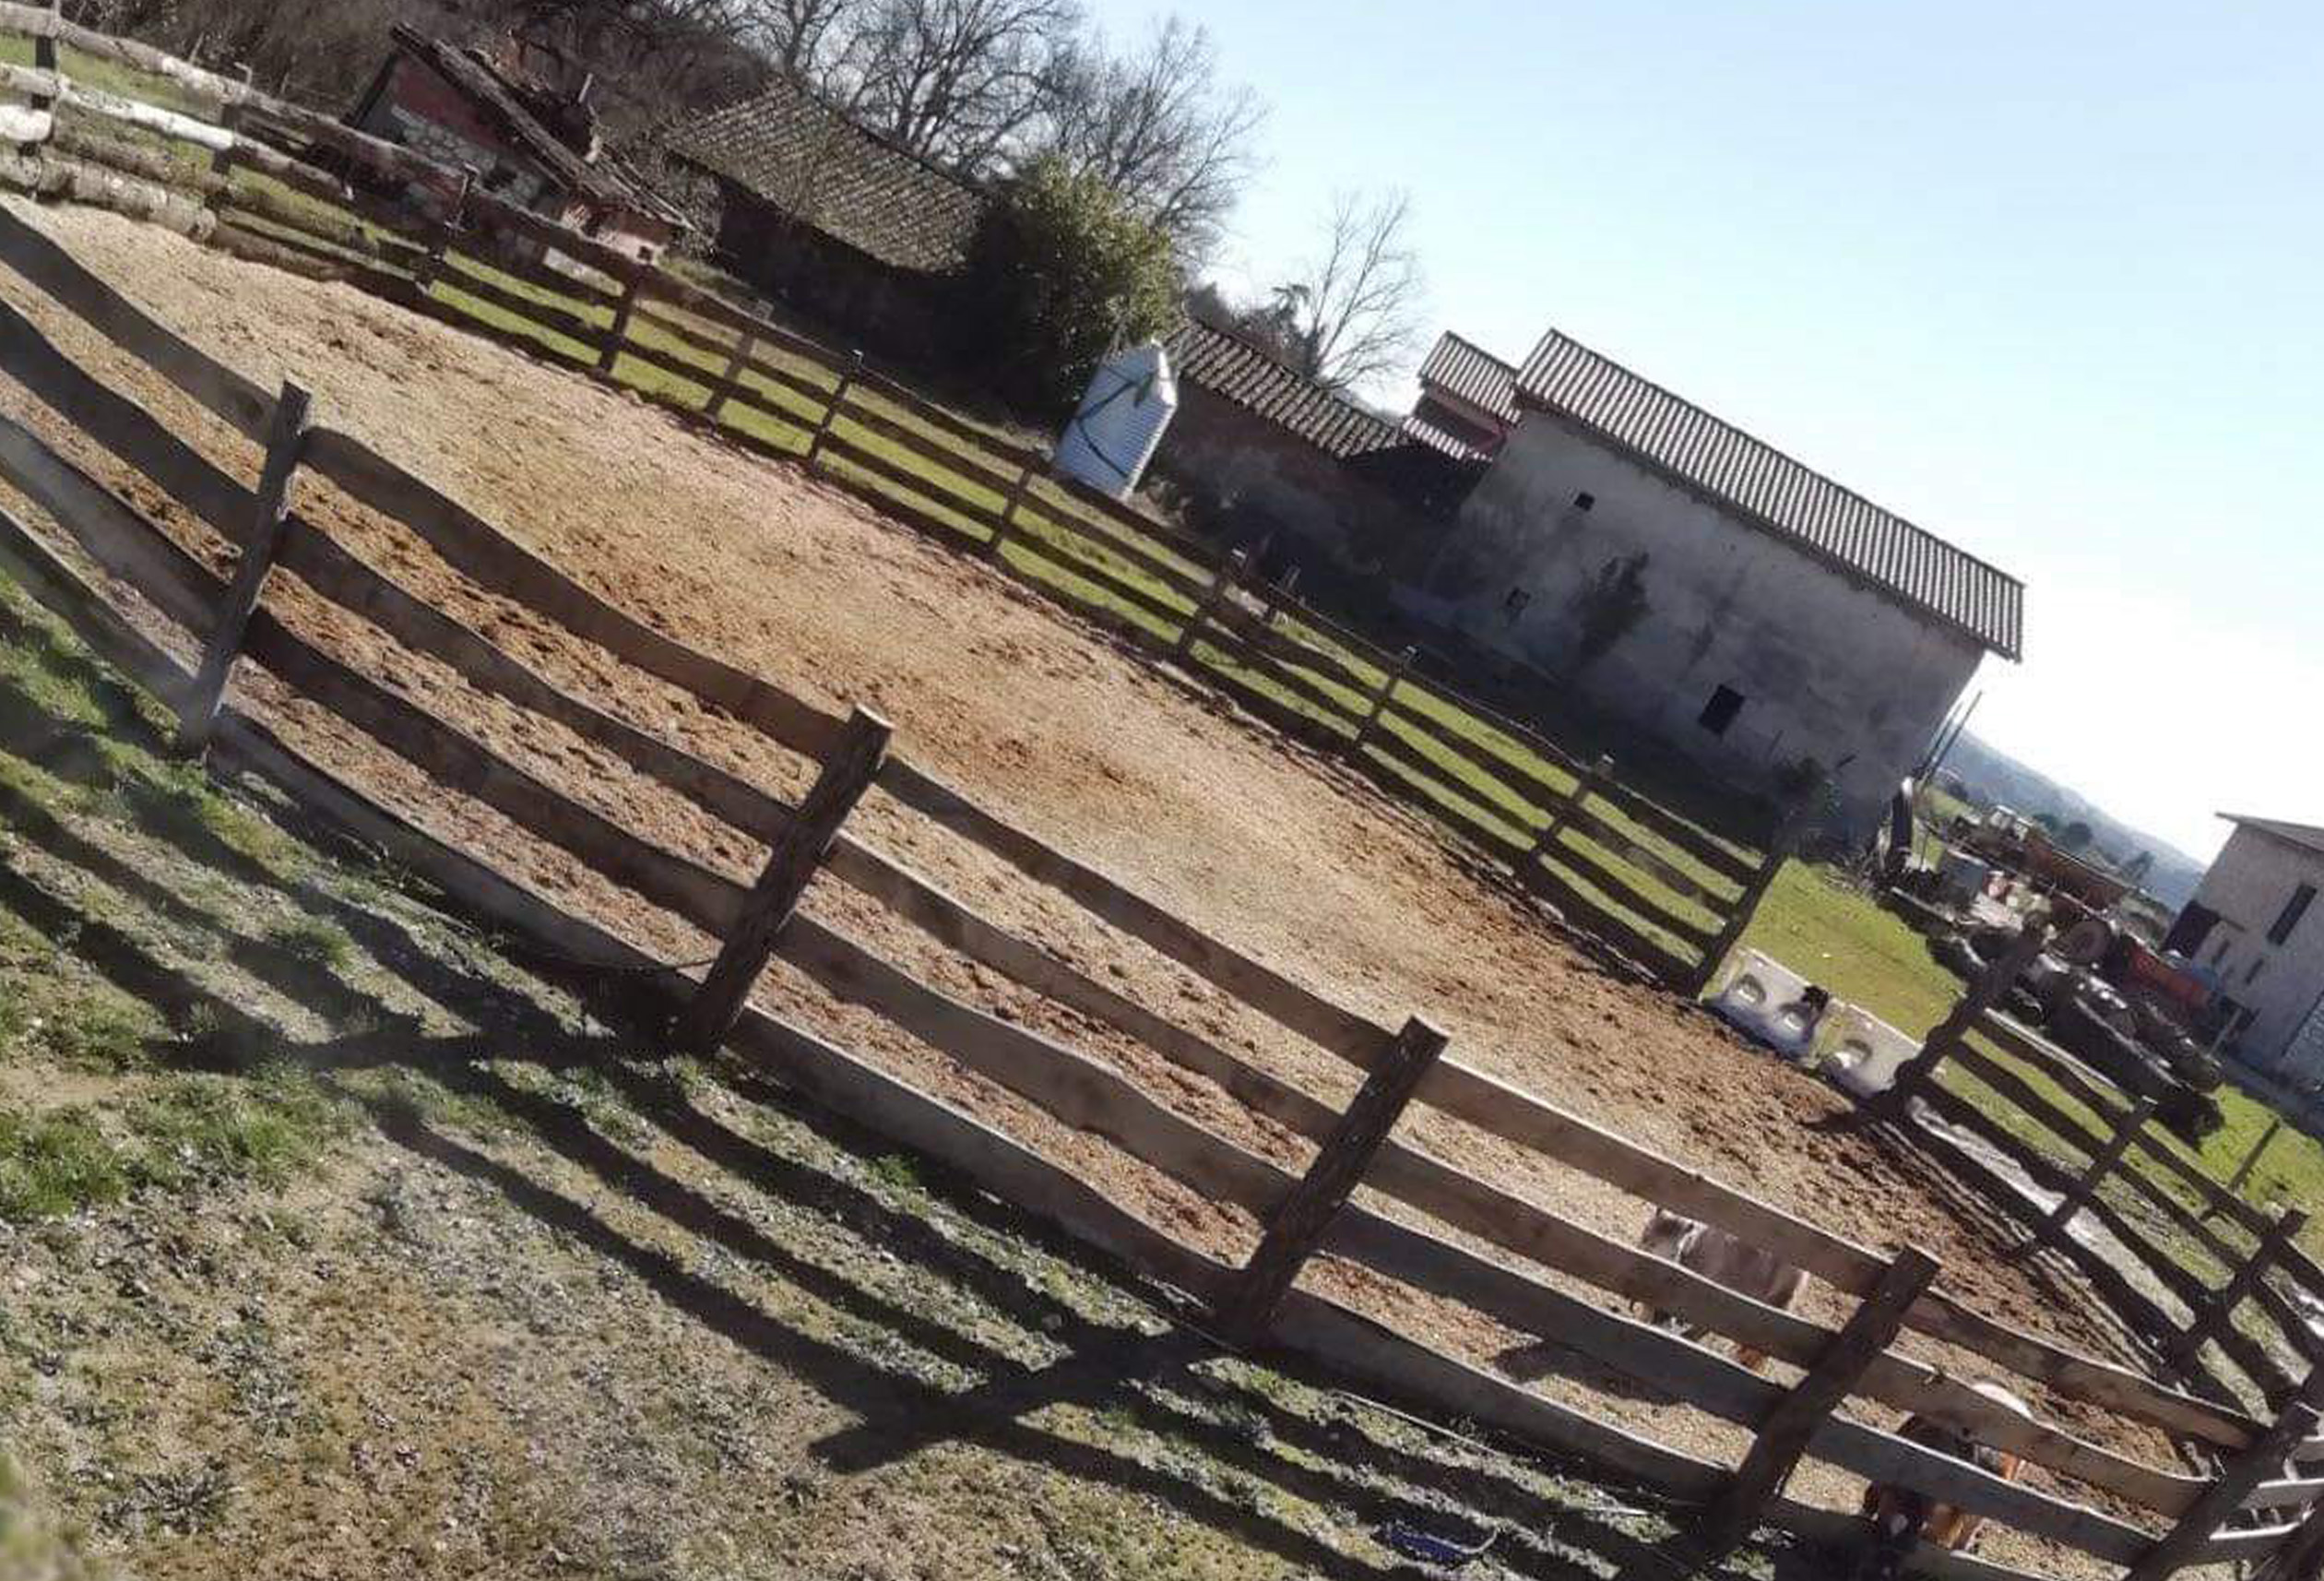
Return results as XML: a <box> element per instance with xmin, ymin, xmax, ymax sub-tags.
<box><xmin>2222</xmin><ymin>814</ymin><xmax>2324</xmax><ymax>858</ymax></box>
<box><xmin>1418</xmin><ymin>331</ymin><xmax>1518</xmax><ymax>422</ymax></box>
<box><xmin>1515</xmin><ymin>328</ymin><xmax>2025</xmax><ymax>659</ymax></box>
<box><xmin>665</xmin><ymin>78</ymin><xmax>987</xmax><ymax>273</ymax></box>
<box><xmin>1168</xmin><ymin>319</ymin><xmax>1405</xmax><ymax>459</ymax></box>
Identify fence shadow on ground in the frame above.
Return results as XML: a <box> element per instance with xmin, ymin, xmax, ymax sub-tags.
<box><xmin>0</xmin><ymin>672</ymin><xmax>1838</xmax><ymax>1581</ymax></box>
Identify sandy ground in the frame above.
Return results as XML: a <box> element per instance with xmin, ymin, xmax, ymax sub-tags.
<box><xmin>0</xmin><ymin>200</ymin><xmax>2192</xmax><ymax>1566</ymax></box>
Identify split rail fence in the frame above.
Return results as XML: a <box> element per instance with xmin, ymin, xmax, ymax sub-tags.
<box><xmin>5</xmin><ymin>186</ymin><xmax>2324</xmax><ymax>1581</ymax></box>
<box><xmin>1878</xmin><ymin>943</ymin><xmax>2324</xmax><ymax>1420</ymax></box>
<box><xmin>0</xmin><ymin>0</ymin><xmax>1776</xmax><ymax>991</ymax></box>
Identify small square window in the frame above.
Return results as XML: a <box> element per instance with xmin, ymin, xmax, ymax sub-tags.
<box><xmin>1698</xmin><ymin>684</ymin><xmax>1745</xmax><ymax>736</ymax></box>
<box><xmin>1502</xmin><ymin>587</ymin><xmax>1532</xmax><ymax>619</ymax></box>
<box><xmin>1572</xmin><ymin>492</ymin><xmax>1596</xmax><ymax>511</ymax></box>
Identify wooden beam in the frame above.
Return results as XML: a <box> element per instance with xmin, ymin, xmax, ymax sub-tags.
<box><xmin>1686</xmin><ymin>790</ymin><xmax>1815</xmax><ymax>995</ymax></box>
<box><xmin>1215</xmin><ymin>1016</ymin><xmax>1447</xmax><ymax>1342</ymax></box>
<box><xmin>1703</xmin><ymin>1247</ymin><xmax>1941</xmax><ymax>1551</ymax></box>
<box><xmin>1529</xmin><ymin>751</ymin><xmax>1612</xmax><ymax>862</ymax></box>
<box><xmin>803</xmin><ymin>352</ymin><xmax>860</xmax><ymax>467</ymax></box>
<box><xmin>1879</xmin><ymin>923</ymin><xmax>2052</xmax><ymax>1118</ymax></box>
<box><xmin>2124</xmin><ymin>1384</ymin><xmax>2324</xmax><ymax>1581</ymax></box>
<box><xmin>2172</xmin><ymin>1208</ymin><xmax>2311</xmax><ymax>1372</ymax></box>
<box><xmin>673</xmin><ymin>705</ymin><xmax>889</xmax><ymax>1051</ymax></box>
<box><xmin>1350</xmin><ymin>645</ymin><xmax>1415</xmax><ymax>752</ymax></box>
<box><xmin>984</xmin><ymin>459</ymin><xmax>1037</xmax><ymax>561</ymax></box>
<box><xmin>596</xmin><ymin>271</ymin><xmax>640</xmax><ymax>374</ymax></box>
<box><xmin>701</xmin><ymin>325</ymin><xmax>756</xmax><ymax>420</ymax></box>
<box><xmin>2034</xmin><ymin>1096</ymin><xmax>2158</xmax><ymax>1246</ymax></box>
<box><xmin>175</xmin><ymin>378</ymin><xmax>309</xmax><ymax>753</ymax></box>
<box><xmin>1173</xmin><ymin>547</ymin><xmax>1248</xmax><ymax>660</ymax></box>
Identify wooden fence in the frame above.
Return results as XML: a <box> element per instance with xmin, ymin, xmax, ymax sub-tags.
<box><xmin>0</xmin><ymin>0</ymin><xmax>1779</xmax><ymax>992</ymax></box>
<box><xmin>4</xmin><ymin>189</ymin><xmax>2324</xmax><ymax>1581</ymax></box>
<box><xmin>1881</xmin><ymin>945</ymin><xmax>2324</xmax><ymax>1418</ymax></box>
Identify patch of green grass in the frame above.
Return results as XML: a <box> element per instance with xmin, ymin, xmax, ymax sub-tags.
<box><xmin>124</xmin><ymin>1066</ymin><xmax>349</xmax><ymax>1194</ymax></box>
<box><xmin>263</xmin><ymin>914</ymin><xmax>355</xmax><ymax>971</ymax></box>
<box><xmin>0</xmin><ymin>1453</ymin><xmax>113</xmax><ymax>1581</ymax></box>
<box><xmin>0</xmin><ymin>1107</ymin><xmax>129</xmax><ymax>1221</ymax></box>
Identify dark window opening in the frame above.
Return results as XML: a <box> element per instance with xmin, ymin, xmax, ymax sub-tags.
<box><xmin>2247</xmin><ymin>957</ymin><xmax>2266</xmax><ymax>985</ymax></box>
<box><xmin>1698</xmin><ymin>685</ymin><xmax>1745</xmax><ymax>737</ymax></box>
<box><xmin>2164</xmin><ymin>902</ymin><xmax>2221</xmax><ymax>957</ymax></box>
<box><xmin>1572</xmin><ymin>492</ymin><xmax>1596</xmax><ymax>512</ymax></box>
<box><xmin>2270</xmin><ymin>884</ymin><xmax>2317</xmax><ymax>946</ymax></box>
<box><xmin>1502</xmin><ymin>587</ymin><xmax>1532</xmax><ymax>621</ymax></box>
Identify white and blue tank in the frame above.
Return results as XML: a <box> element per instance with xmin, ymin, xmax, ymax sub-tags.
<box><xmin>1054</xmin><ymin>341</ymin><xmax>1177</xmax><ymax>499</ymax></box>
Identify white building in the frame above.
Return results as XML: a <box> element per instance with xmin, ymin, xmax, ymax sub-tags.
<box><xmin>1399</xmin><ymin>326</ymin><xmax>2025</xmax><ymax>831</ymax></box>
<box><xmin>2164</xmin><ymin>814</ymin><xmax>2324</xmax><ymax>1073</ymax></box>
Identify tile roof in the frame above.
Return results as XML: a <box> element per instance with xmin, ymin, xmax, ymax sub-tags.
<box><xmin>1417</xmin><ymin>331</ymin><xmax>1518</xmax><ymax>422</ymax></box>
<box><xmin>390</xmin><ymin>27</ymin><xmax>679</xmax><ymax>224</ymax></box>
<box><xmin>1401</xmin><ymin>409</ymin><xmax>1492</xmax><ymax>461</ymax></box>
<box><xmin>664</xmin><ymin>78</ymin><xmax>987</xmax><ymax>273</ymax></box>
<box><xmin>1168</xmin><ymin>319</ymin><xmax>1404</xmax><ymax>460</ymax></box>
<box><xmin>1515</xmin><ymin>328</ymin><xmax>2025</xmax><ymax>659</ymax></box>
<box><xmin>2222</xmin><ymin>815</ymin><xmax>2324</xmax><ymax>858</ymax></box>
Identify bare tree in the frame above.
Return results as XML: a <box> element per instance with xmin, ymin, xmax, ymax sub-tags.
<box><xmin>745</xmin><ymin>0</ymin><xmax>864</xmax><ymax>79</ymax></box>
<box><xmin>1267</xmin><ymin>188</ymin><xmax>1424</xmax><ymax>393</ymax></box>
<box><xmin>1037</xmin><ymin>17</ymin><xmax>1263</xmax><ymax>262</ymax></box>
<box><xmin>838</xmin><ymin>0</ymin><xmax>1079</xmax><ymax>170</ymax></box>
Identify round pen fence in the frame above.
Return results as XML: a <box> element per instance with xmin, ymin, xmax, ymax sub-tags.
<box><xmin>0</xmin><ymin>180</ymin><xmax>2321</xmax><ymax>1581</ymax></box>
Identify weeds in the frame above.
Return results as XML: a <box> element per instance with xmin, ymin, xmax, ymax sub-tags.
<box><xmin>0</xmin><ymin>1108</ymin><xmax>129</xmax><ymax>1220</ymax></box>
<box><xmin>0</xmin><ymin>1454</ymin><xmax>114</xmax><ymax>1580</ymax></box>
<box><xmin>263</xmin><ymin>914</ymin><xmax>355</xmax><ymax>971</ymax></box>
<box><xmin>125</xmin><ymin>1068</ymin><xmax>349</xmax><ymax>1194</ymax></box>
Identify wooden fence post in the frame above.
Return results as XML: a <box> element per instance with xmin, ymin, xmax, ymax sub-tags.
<box><xmin>597</xmin><ymin>268</ymin><xmax>642</xmax><ymax>374</ymax></box>
<box><xmin>205</xmin><ymin>63</ymin><xmax>252</xmax><ymax>204</ymax></box>
<box><xmin>805</xmin><ymin>352</ymin><xmax>861</xmax><ymax>469</ymax></box>
<box><xmin>1530</xmin><ymin>753</ymin><xmax>1612</xmax><ymax>866</ymax></box>
<box><xmin>2171</xmin><ymin>1207</ymin><xmax>2311</xmax><ymax>1372</ymax></box>
<box><xmin>1702</xmin><ymin>1246</ymin><xmax>1940</xmax><ymax>1554</ymax></box>
<box><xmin>1215</xmin><ymin>1016</ymin><xmax>1447</xmax><ymax>1343</ymax></box>
<box><xmin>674</xmin><ymin>706</ymin><xmax>890</xmax><ymax>1052</ymax></box>
<box><xmin>416</xmin><ymin>167</ymin><xmax>474</xmax><ymax>291</ymax></box>
<box><xmin>2122</xmin><ymin>1373</ymin><xmax>2324</xmax><ymax>1581</ymax></box>
<box><xmin>30</xmin><ymin>0</ymin><xmax>56</xmax><ymax>118</ymax></box>
<box><xmin>1173</xmin><ymin>548</ymin><xmax>1248</xmax><ymax>660</ymax></box>
<box><xmin>2257</xmin><ymin>1491</ymin><xmax>2324</xmax><ymax>1581</ymax></box>
<box><xmin>1350</xmin><ymin>647</ymin><xmax>1415</xmax><ymax>754</ymax></box>
<box><xmin>1686</xmin><ymin>790</ymin><xmax>1816</xmax><ymax>997</ymax></box>
<box><xmin>2034</xmin><ymin>1096</ymin><xmax>2159</xmax><ymax>1247</ymax></box>
<box><xmin>703</xmin><ymin>327</ymin><xmax>756</xmax><ymax>421</ymax></box>
<box><xmin>176</xmin><ymin>380</ymin><xmax>312</xmax><ymax>755</ymax></box>
<box><xmin>984</xmin><ymin>460</ymin><xmax>1036</xmax><ymax>561</ymax></box>
<box><xmin>1875</xmin><ymin>922</ymin><xmax>2051</xmax><ymax>1120</ymax></box>
<box><xmin>2217</xmin><ymin>1117</ymin><xmax>2288</xmax><ymax>1218</ymax></box>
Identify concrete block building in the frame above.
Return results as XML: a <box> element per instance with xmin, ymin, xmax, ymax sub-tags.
<box><xmin>2164</xmin><ymin>815</ymin><xmax>2324</xmax><ymax>1073</ymax></box>
<box><xmin>1400</xmin><ymin>327</ymin><xmax>2025</xmax><ymax>827</ymax></box>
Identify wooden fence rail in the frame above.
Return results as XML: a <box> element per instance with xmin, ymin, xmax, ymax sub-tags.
<box><xmin>0</xmin><ymin>220</ymin><xmax>2280</xmax><ymax>1462</ymax></box>
<box><xmin>0</xmin><ymin>16</ymin><xmax>1778</xmax><ymax>990</ymax></box>
<box><xmin>0</xmin><ymin>214</ymin><xmax>2318</xmax><ymax>1581</ymax></box>
<box><xmin>1861</xmin><ymin>949</ymin><xmax>2324</xmax><ymax>1418</ymax></box>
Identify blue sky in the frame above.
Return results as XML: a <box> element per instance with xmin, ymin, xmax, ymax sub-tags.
<box><xmin>1082</xmin><ymin>0</ymin><xmax>2324</xmax><ymax>860</ymax></box>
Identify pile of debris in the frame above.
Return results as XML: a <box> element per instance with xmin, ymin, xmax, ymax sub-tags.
<box><xmin>1935</xmin><ymin>914</ymin><xmax>2225</xmax><ymax>1144</ymax></box>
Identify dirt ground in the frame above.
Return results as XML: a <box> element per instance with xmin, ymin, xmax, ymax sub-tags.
<box><xmin>0</xmin><ymin>200</ymin><xmax>2190</xmax><ymax>1569</ymax></box>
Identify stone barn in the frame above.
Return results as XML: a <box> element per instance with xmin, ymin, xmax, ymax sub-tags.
<box><xmin>662</xmin><ymin>80</ymin><xmax>987</xmax><ymax>356</ymax></box>
<box><xmin>1400</xmin><ymin>326</ymin><xmax>2025</xmax><ymax>828</ymax></box>
<box><xmin>2164</xmin><ymin>815</ymin><xmax>2324</xmax><ymax>1073</ymax></box>
<box><xmin>1156</xmin><ymin>318</ymin><xmax>1480</xmax><ymax>584</ymax></box>
<box><xmin>347</xmin><ymin>26</ymin><xmax>682</xmax><ymax>262</ymax></box>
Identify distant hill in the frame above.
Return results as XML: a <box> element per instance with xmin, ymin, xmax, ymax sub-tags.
<box><xmin>1936</xmin><ymin>733</ymin><xmax>2209</xmax><ymax>911</ymax></box>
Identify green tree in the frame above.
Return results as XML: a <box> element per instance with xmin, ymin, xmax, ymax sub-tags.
<box><xmin>959</xmin><ymin>156</ymin><xmax>1184</xmax><ymax>411</ymax></box>
<box><xmin>2058</xmin><ymin>819</ymin><xmax>2095</xmax><ymax>851</ymax></box>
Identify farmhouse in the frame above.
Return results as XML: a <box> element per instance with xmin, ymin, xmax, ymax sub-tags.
<box><xmin>662</xmin><ymin>79</ymin><xmax>988</xmax><ymax>353</ymax></box>
<box><xmin>2164</xmin><ymin>814</ymin><xmax>2324</xmax><ymax>1073</ymax></box>
<box><xmin>1400</xmin><ymin>327</ymin><xmax>2026</xmax><ymax>829</ymax></box>
<box><xmin>346</xmin><ymin>26</ymin><xmax>682</xmax><ymax>261</ymax></box>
